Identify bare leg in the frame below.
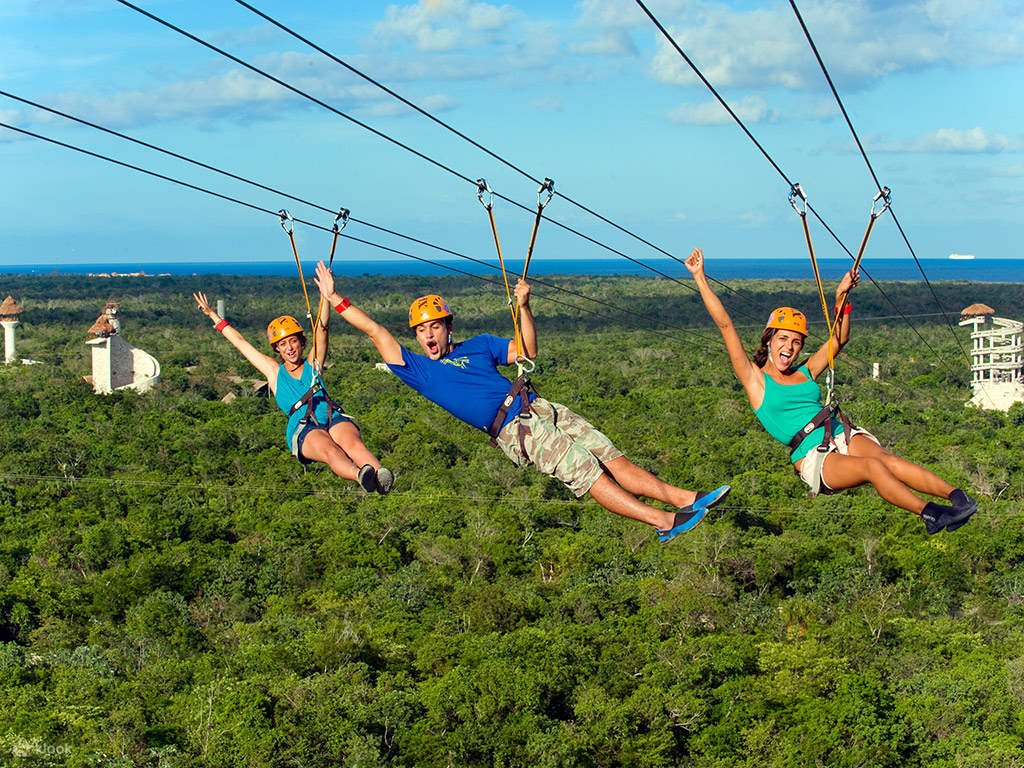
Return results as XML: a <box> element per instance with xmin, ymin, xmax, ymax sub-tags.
<box><xmin>587</xmin><ymin>473</ymin><xmax>677</xmax><ymax>529</ymax></box>
<box><xmin>847</xmin><ymin>435</ymin><xmax>954</xmax><ymax>499</ymax></box>
<box><xmin>819</xmin><ymin>452</ymin><xmax>927</xmax><ymax>513</ymax></box>
<box><xmin>298</xmin><ymin>429</ymin><xmax>360</xmax><ymax>481</ymax></box>
<box><xmin>600</xmin><ymin>456</ymin><xmax>697</xmax><ymax>508</ymax></box>
<box><xmin>328</xmin><ymin>421</ymin><xmax>380</xmax><ymax>470</ymax></box>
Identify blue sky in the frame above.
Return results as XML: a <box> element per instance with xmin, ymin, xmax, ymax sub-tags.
<box><xmin>1</xmin><ymin>0</ymin><xmax>1022</xmax><ymax>269</ymax></box>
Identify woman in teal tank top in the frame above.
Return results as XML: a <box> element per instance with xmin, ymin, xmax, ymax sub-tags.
<box><xmin>191</xmin><ymin>277</ymin><xmax>393</xmax><ymax>495</ymax></box>
<box><xmin>685</xmin><ymin>248</ymin><xmax>976</xmax><ymax>535</ymax></box>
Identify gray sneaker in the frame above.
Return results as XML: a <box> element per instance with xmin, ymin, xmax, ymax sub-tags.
<box><xmin>357</xmin><ymin>465</ymin><xmax>378</xmax><ymax>493</ymax></box>
<box><xmin>375</xmin><ymin>467</ymin><xmax>395</xmax><ymax>495</ymax></box>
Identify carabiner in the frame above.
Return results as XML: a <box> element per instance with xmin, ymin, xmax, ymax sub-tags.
<box><xmin>333</xmin><ymin>207</ymin><xmax>350</xmax><ymax>234</ymax></box>
<box><xmin>788</xmin><ymin>183</ymin><xmax>807</xmax><ymax>216</ymax></box>
<box><xmin>516</xmin><ymin>356</ymin><xmax>536</xmax><ymax>376</ymax></box>
<box><xmin>476</xmin><ymin>178</ymin><xmax>493</xmax><ymax>211</ymax></box>
<box><xmin>824</xmin><ymin>367</ymin><xmax>836</xmax><ymax>406</ymax></box>
<box><xmin>537</xmin><ymin>177</ymin><xmax>555</xmax><ymax>210</ymax></box>
<box><xmin>871</xmin><ymin>186</ymin><xmax>892</xmax><ymax>219</ymax></box>
<box><xmin>278</xmin><ymin>209</ymin><xmax>294</xmax><ymax>235</ymax></box>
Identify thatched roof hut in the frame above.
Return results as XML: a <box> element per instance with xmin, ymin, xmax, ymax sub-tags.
<box><xmin>961</xmin><ymin>303</ymin><xmax>995</xmax><ymax>318</ymax></box>
<box><xmin>88</xmin><ymin>315</ymin><xmax>117</xmax><ymax>337</ymax></box>
<box><xmin>0</xmin><ymin>295</ymin><xmax>22</xmax><ymax>319</ymax></box>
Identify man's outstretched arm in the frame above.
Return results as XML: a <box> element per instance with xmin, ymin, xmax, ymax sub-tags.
<box><xmin>315</xmin><ymin>261</ymin><xmax>404</xmax><ymax>366</ymax></box>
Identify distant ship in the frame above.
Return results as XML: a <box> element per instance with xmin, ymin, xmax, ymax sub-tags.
<box><xmin>948</xmin><ymin>253</ymin><xmax>975</xmax><ymax>260</ymax></box>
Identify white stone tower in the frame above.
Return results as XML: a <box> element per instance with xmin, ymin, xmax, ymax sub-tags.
<box><xmin>959</xmin><ymin>303</ymin><xmax>1024</xmax><ymax>411</ymax></box>
<box><xmin>1</xmin><ymin>295</ymin><xmax>22</xmax><ymax>364</ymax></box>
<box><xmin>86</xmin><ymin>301</ymin><xmax>161</xmax><ymax>394</ymax></box>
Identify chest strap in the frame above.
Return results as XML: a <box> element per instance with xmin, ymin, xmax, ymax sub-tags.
<box><xmin>288</xmin><ymin>375</ymin><xmax>339</xmax><ymax>427</ymax></box>
<box><xmin>488</xmin><ymin>374</ymin><xmax>534</xmax><ymax>455</ymax></box>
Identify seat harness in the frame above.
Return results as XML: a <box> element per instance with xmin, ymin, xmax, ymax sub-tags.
<box><xmin>476</xmin><ymin>177</ymin><xmax>554</xmax><ymax>454</ymax></box>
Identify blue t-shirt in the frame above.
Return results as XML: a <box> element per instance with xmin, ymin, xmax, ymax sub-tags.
<box><xmin>274</xmin><ymin>361</ymin><xmax>334</xmax><ymax>448</ymax></box>
<box><xmin>387</xmin><ymin>334</ymin><xmax>534</xmax><ymax>433</ymax></box>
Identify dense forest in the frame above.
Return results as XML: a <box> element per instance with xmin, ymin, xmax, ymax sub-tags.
<box><xmin>0</xmin><ymin>271</ymin><xmax>1022</xmax><ymax>767</ymax></box>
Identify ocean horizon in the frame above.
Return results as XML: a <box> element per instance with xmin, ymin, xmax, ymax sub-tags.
<box><xmin>1</xmin><ymin>257</ymin><xmax>1021</xmax><ymax>282</ymax></box>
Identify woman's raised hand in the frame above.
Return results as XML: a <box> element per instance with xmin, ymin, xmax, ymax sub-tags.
<box><xmin>837</xmin><ymin>267</ymin><xmax>860</xmax><ymax>296</ymax></box>
<box><xmin>684</xmin><ymin>247</ymin><xmax>705</xmax><ymax>277</ymax></box>
<box><xmin>193</xmin><ymin>291</ymin><xmax>213</xmax><ymax>317</ymax></box>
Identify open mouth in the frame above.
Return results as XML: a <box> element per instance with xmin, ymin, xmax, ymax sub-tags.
<box><xmin>426</xmin><ymin>339</ymin><xmax>439</xmax><ymax>355</ymax></box>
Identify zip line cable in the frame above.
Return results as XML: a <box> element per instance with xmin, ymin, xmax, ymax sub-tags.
<box><xmin>0</xmin><ymin>120</ymin><xmax>713</xmax><ymax>347</ymax></box>
<box><xmin>0</xmin><ymin>92</ymin><xmax>711</xmax><ymax>346</ymax></box>
<box><xmin>227</xmin><ymin>0</ymin><xmax>758</xmax><ymax>308</ymax></box>
<box><xmin>113</xmin><ymin>0</ymin><xmax>713</xmax><ymax>298</ymax></box>
<box><xmin>787</xmin><ymin>0</ymin><xmax>974</xmax><ymax>371</ymax></box>
<box><xmin>0</xmin><ymin>106</ymin><xmax>889</xmax><ymax>377</ymax></box>
<box><xmin>3</xmin><ymin>473</ymin><xmax>1013</xmax><ymax>515</ymax></box>
<box><xmin>632</xmin><ymin>0</ymin><xmax>957</xmax><ymax>377</ymax></box>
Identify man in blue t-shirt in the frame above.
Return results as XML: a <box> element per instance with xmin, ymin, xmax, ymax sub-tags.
<box><xmin>315</xmin><ymin>261</ymin><xmax>729</xmax><ymax>542</ymax></box>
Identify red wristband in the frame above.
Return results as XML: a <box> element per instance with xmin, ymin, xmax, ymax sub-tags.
<box><xmin>834</xmin><ymin>303</ymin><xmax>852</xmax><ymax>316</ymax></box>
<box><xmin>214</xmin><ymin>319</ymin><xmax>229</xmax><ymax>332</ymax></box>
<box><xmin>334</xmin><ymin>298</ymin><xmax>351</xmax><ymax>313</ymax></box>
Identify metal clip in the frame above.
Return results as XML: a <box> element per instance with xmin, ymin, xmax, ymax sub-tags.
<box><xmin>476</xmin><ymin>178</ymin><xmax>493</xmax><ymax>210</ymax></box>
<box><xmin>278</xmin><ymin>209</ymin><xmax>294</xmax><ymax>235</ymax></box>
<box><xmin>333</xmin><ymin>207</ymin><xmax>350</xmax><ymax>234</ymax></box>
<box><xmin>788</xmin><ymin>183</ymin><xmax>807</xmax><ymax>215</ymax></box>
<box><xmin>871</xmin><ymin>186</ymin><xmax>892</xmax><ymax>218</ymax></box>
<box><xmin>517</xmin><ymin>356</ymin><xmax>536</xmax><ymax>375</ymax></box>
<box><xmin>537</xmin><ymin>177</ymin><xmax>555</xmax><ymax>210</ymax></box>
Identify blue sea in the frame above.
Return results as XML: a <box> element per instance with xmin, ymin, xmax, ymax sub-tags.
<box><xmin>2</xmin><ymin>257</ymin><xmax>1021</xmax><ymax>282</ymax></box>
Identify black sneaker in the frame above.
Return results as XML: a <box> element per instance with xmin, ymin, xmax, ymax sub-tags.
<box><xmin>921</xmin><ymin>501</ymin><xmax>975</xmax><ymax>535</ymax></box>
<box><xmin>375</xmin><ymin>467</ymin><xmax>395</xmax><ymax>495</ymax></box>
<box><xmin>946</xmin><ymin>489</ymin><xmax>978</xmax><ymax>532</ymax></box>
<box><xmin>357</xmin><ymin>464</ymin><xmax>378</xmax><ymax>493</ymax></box>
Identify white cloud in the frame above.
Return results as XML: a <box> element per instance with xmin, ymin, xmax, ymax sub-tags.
<box><xmin>373</xmin><ymin>0</ymin><xmax>520</xmax><ymax>52</ymax></box>
<box><xmin>668</xmin><ymin>95</ymin><xmax>775</xmax><ymax>125</ymax></box>
<box><xmin>872</xmin><ymin>127</ymin><xmax>1021</xmax><ymax>153</ymax></box>
<box><xmin>589</xmin><ymin>0</ymin><xmax>1024</xmax><ymax>92</ymax></box>
<box><xmin>569</xmin><ymin>29</ymin><xmax>638</xmax><ymax>56</ymax></box>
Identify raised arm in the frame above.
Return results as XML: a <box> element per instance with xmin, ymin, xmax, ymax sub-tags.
<box><xmin>684</xmin><ymin>249</ymin><xmax>764</xmax><ymax>407</ymax></box>
<box><xmin>804</xmin><ymin>267</ymin><xmax>859</xmax><ymax>378</ymax></box>
<box><xmin>314</xmin><ymin>261</ymin><xmax>404</xmax><ymax>366</ymax></box>
<box><xmin>192</xmin><ymin>291</ymin><xmax>280</xmax><ymax>384</ymax></box>
<box><xmin>509</xmin><ymin>278</ymin><xmax>538</xmax><ymax>364</ymax></box>
<box><xmin>309</xmin><ymin>281</ymin><xmax>331</xmax><ymax>371</ymax></box>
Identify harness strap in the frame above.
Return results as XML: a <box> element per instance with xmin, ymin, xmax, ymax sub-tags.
<box><xmin>288</xmin><ymin>375</ymin><xmax>340</xmax><ymax>427</ymax></box>
<box><xmin>488</xmin><ymin>374</ymin><xmax>534</xmax><ymax>452</ymax></box>
<box><xmin>788</xmin><ymin>402</ymin><xmax>858</xmax><ymax>457</ymax></box>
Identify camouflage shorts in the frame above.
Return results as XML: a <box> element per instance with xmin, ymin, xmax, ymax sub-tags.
<box><xmin>495</xmin><ymin>397</ymin><xmax>623</xmax><ymax>497</ymax></box>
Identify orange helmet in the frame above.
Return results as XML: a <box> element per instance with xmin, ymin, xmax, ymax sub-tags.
<box><xmin>267</xmin><ymin>315</ymin><xmax>304</xmax><ymax>345</ymax></box>
<box><xmin>765</xmin><ymin>307</ymin><xmax>808</xmax><ymax>337</ymax></box>
<box><xmin>409</xmin><ymin>294</ymin><xmax>452</xmax><ymax>328</ymax></box>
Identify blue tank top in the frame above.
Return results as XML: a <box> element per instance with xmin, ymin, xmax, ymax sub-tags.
<box><xmin>752</xmin><ymin>364</ymin><xmax>843</xmax><ymax>463</ymax></box>
<box><xmin>274</xmin><ymin>362</ymin><xmax>334</xmax><ymax>448</ymax></box>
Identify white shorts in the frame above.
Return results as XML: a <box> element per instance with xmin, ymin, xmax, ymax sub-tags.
<box><xmin>795</xmin><ymin>427</ymin><xmax>880</xmax><ymax>497</ymax></box>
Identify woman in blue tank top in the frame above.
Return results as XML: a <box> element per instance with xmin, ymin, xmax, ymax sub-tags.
<box><xmin>192</xmin><ymin>277</ymin><xmax>393</xmax><ymax>495</ymax></box>
<box><xmin>685</xmin><ymin>247</ymin><xmax>976</xmax><ymax>535</ymax></box>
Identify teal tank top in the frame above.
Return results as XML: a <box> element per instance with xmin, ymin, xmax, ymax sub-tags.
<box><xmin>274</xmin><ymin>362</ymin><xmax>333</xmax><ymax>448</ymax></box>
<box><xmin>752</xmin><ymin>364</ymin><xmax>843</xmax><ymax>463</ymax></box>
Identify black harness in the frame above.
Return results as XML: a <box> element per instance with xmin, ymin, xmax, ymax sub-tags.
<box><xmin>288</xmin><ymin>372</ymin><xmax>341</xmax><ymax>428</ymax></box>
<box><xmin>787</xmin><ymin>401</ymin><xmax>857</xmax><ymax>458</ymax></box>
<box><xmin>487</xmin><ymin>374</ymin><xmax>535</xmax><ymax>456</ymax></box>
